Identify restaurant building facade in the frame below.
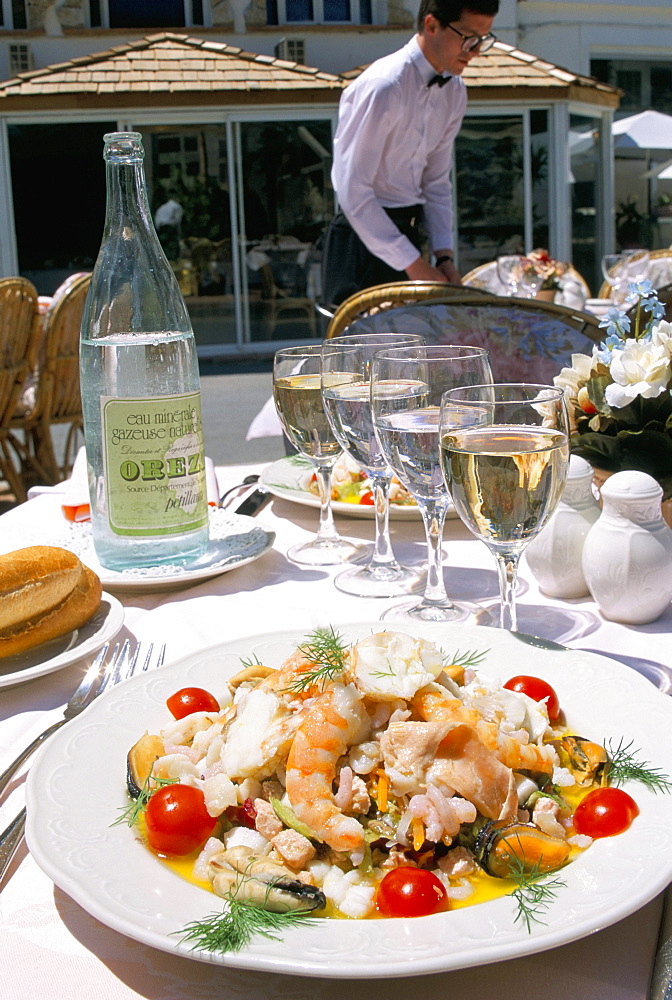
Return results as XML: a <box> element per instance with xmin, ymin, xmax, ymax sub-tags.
<box><xmin>0</xmin><ymin>2</ymin><xmax>620</xmax><ymax>356</ymax></box>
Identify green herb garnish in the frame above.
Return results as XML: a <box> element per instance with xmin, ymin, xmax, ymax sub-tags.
<box><xmin>442</xmin><ymin>647</ymin><xmax>489</xmax><ymax>670</ymax></box>
<box><xmin>239</xmin><ymin>652</ymin><xmax>264</xmax><ymax>670</ymax></box>
<box><xmin>508</xmin><ymin>857</ymin><xmax>567</xmax><ymax>933</ymax></box>
<box><xmin>176</xmin><ymin>896</ymin><xmax>320</xmax><ymax>954</ymax></box>
<box><xmin>606</xmin><ymin>738</ymin><xmax>672</xmax><ymax>793</ymax></box>
<box><xmin>287</xmin><ymin>626</ymin><xmax>349</xmax><ymax>692</ymax></box>
<box><xmin>111</xmin><ymin>775</ymin><xmax>177</xmax><ymax>828</ymax></box>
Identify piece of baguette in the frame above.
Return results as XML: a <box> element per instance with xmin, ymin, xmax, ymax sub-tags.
<box><xmin>0</xmin><ymin>546</ymin><xmax>103</xmax><ymax>659</ymax></box>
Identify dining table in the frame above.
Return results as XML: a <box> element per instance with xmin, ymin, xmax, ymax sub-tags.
<box><xmin>1</xmin><ymin>459</ymin><xmax>671</xmax><ymax>1000</ymax></box>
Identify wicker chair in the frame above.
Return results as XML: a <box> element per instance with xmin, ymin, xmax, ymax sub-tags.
<box><xmin>463</xmin><ymin>260</ymin><xmax>591</xmax><ymax>310</ymax></box>
<box><xmin>326</xmin><ymin>283</ymin><xmax>602</xmax><ymax>383</ymax></box>
<box><xmin>598</xmin><ymin>249</ymin><xmax>672</xmax><ymax>299</ymax></box>
<box><xmin>0</xmin><ymin>276</ymin><xmax>39</xmax><ymax>501</ymax></box>
<box><xmin>27</xmin><ymin>272</ymin><xmax>91</xmax><ymax>483</ymax></box>
<box><xmin>324</xmin><ymin>281</ymin><xmax>489</xmax><ymax>339</ymax></box>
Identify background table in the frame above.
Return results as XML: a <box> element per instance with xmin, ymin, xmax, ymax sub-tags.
<box><xmin>1</xmin><ymin>461</ymin><xmax>670</xmax><ymax>1000</ymax></box>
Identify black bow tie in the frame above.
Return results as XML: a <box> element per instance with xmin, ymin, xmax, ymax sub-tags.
<box><xmin>428</xmin><ymin>74</ymin><xmax>452</xmax><ymax>88</ymax></box>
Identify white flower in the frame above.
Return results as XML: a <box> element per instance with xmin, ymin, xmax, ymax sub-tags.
<box><xmin>553</xmin><ymin>353</ymin><xmax>593</xmax><ymax>400</ymax></box>
<box><xmin>652</xmin><ymin>320</ymin><xmax>672</xmax><ymax>357</ymax></box>
<box><xmin>604</xmin><ymin>337</ymin><xmax>671</xmax><ymax>408</ymax></box>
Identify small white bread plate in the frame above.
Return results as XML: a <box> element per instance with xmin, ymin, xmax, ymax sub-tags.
<box><xmin>0</xmin><ymin>592</ymin><xmax>124</xmax><ymax>688</ymax></box>
<box><xmin>25</xmin><ymin>622</ymin><xmax>672</xmax><ymax>978</ymax></box>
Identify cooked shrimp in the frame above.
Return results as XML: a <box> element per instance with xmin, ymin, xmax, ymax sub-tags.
<box><xmin>412</xmin><ymin>688</ymin><xmax>556</xmax><ymax>775</ymax></box>
<box><xmin>285</xmin><ymin>683</ymin><xmax>370</xmax><ymax>853</ymax></box>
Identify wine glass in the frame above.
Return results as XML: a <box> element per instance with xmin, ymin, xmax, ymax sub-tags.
<box><xmin>496</xmin><ymin>255</ymin><xmax>524</xmax><ymax>296</ymax></box>
<box><xmin>601</xmin><ymin>253</ymin><xmax>627</xmax><ymax>303</ymax></box>
<box><xmin>518</xmin><ymin>263</ymin><xmax>543</xmax><ymax>299</ymax></box>
<box><xmin>371</xmin><ymin>344</ymin><xmax>493</xmax><ymax>623</ymax></box>
<box><xmin>273</xmin><ymin>345</ymin><xmax>366</xmax><ymax>566</ymax></box>
<box><xmin>439</xmin><ymin>383</ymin><xmax>569</xmax><ymax>632</ymax></box>
<box><xmin>622</xmin><ymin>249</ymin><xmax>650</xmax><ymax>287</ymax></box>
<box><xmin>322</xmin><ymin>332</ymin><xmax>426</xmax><ymax>598</ymax></box>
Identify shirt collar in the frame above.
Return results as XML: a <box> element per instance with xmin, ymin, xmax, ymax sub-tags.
<box><xmin>407</xmin><ymin>34</ymin><xmax>450</xmax><ymax>87</ymax></box>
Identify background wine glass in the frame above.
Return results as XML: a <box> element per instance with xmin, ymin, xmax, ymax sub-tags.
<box><xmin>439</xmin><ymin>383</ymin><xmax>569</xmax><ymax>633</ymax></box>
<box><xmin>273</xmin><ymin>345</ymin><xmax>365</xmax><ymax>566</ymax></box>
<box><xmin>322</xmin><ymin>332</ymin><xmax>425</xmax><ymax>597</ymax></box>
<box><xmin>496</xmin><ymin>255</ymin><xmax>524</xmax><ymax>296</ymax></box>
<box><xmin>371</xmin><ymin>344</ymin><xmax>493</xmax><ymax>623</ymax></box>
<box><xmin>601</xmin><ymin>252</ymin><xmax>627</xmax><ymax>303</ymax></box>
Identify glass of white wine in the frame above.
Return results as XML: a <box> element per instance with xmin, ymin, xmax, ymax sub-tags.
<box><xmin>273</xmin><ymin>345</ymin><xmax>365</xmax><ymax>566</ymax></box>
<box><xmin>322</xmin><ymin>332</ymin><xmax>425</xmax><ymax>598</ymax></box>
<box><xmin>371</xmin><ymin>344</ymin><xmax>493</xmax><ymax>623</ymax></box>
<box><xmin>439</xmin><ymin>383</ymin><xmax>570</xmax><ymax>632</ymax></box>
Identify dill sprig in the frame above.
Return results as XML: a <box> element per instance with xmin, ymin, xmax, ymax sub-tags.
<box><xmin>606</xmin><ymin>738</ymin><xmax>672</xmax><ymax>793</ymax></box>
<box><xmin>508</xmin><ymin>856</ymin><xmax>567</xmax><ymax>933</ymax></box>
<box><xmin>239</xmin><ymin>652</ymin><xmax>264</xmax><ymax>669</ymax></box>
<box><xmin>287</xmin><ymin>626</ymin><xmax>349</xmax><ymax>692</ymax></box>
<box><xmin>175</xmin><ymin>897</ymin><xmax>320</xmax><ymax>954</ymax></box>
<box><xmin>442</xmin><ymin>647</ymin><xmax>489</xmax><ymax>670</ymax></box>
<box><xmin>110</xmin><ymin>775</ymin><xmax>177</xmax><ymax>828</ymax></box>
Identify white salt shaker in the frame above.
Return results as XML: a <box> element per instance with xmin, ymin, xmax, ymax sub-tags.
<box><xmin>525</xmin><ymin>455</ymin><xmax>600</xmax><ymax>598</ymax></box>
<box><xmin>582</xmin><ymin>470</ymin><xmax>672</xmax><ymax>624</ymax></box>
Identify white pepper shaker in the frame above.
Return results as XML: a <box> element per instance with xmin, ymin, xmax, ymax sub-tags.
<box><xmin>525</xmin><ymin>455</ymin><xmax>600</xmax><ymax>598</ymax></box>
<box><xmin>582</xmin><ymin>470</ymin><xmax>672</xmax><ymax>624</ymax></box>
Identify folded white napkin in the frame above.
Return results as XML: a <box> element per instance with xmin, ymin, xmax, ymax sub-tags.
<box><xmin>61</xmin><ymin>447</ymin><xmax>220</xmax><ymax>520</ymax></box>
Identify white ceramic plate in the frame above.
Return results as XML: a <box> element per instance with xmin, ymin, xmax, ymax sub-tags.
<box><xmin>261</xmin><ymin>456</ymin><xmax>449</xmax><ymax>520</ymax></box>
<box><xmin>0</xmin><ymin>592</ymin><xmax>124</xmax><ymax>688</ymax></box>
<box><xmin>25</xmin><ymin>622</ymin><xmax>672</xmax><ymax>978</ymax></box>
<box><xmin>8</xmin><ymin>509</ymin><xmax>275</xmax><ymax>594</ymax></box>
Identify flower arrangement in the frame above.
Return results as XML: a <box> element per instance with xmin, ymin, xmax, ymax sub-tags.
<box><xmin>554</xmin><ymin>281</ymin><xmax>672</xmax><ymax>496</ymax></box>
<box><xmin>522</xmin><ymin>249</ymin><xmax>569</xmax><ymax>291</ymax></box>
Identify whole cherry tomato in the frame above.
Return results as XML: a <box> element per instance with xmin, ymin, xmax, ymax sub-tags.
<box><xmin>166</xmin><ymin>687</ymin><xmax>220</xmax><ymax>720</ymax></box>
<box><xmin>503</xmin><ymin>675</ymin><xmax>561</xmax><ymax>722</ymax></box>
<box><xmin>145</xmin><ymin>784</ymin><xmax>216</xmax><ymax>856</ymax></box>
<box><xmin>573</xmin><ymin>786</ymin><xmax>639</xmax><ymax>839</ymax></box>
<box><xmin>359</xmin><ymin>491</ymin><xmax>375</xmax><ymax>505</ymax></box>
<box><xmin>376</xmin><ymin>867</ymin><xmax>447</xmax><ymax>918</ymax></box>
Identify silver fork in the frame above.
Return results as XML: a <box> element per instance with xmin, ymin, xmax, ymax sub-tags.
<box><xmin>0</xmin><ymin>640</ymin><xmax>166</xmax><ymax>886</ymax></box>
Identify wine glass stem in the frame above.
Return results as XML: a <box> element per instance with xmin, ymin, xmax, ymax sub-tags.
<box><xmin>368</xmin><ymin>474</ymin><xmax>398</xmax><ymax>570</ymax></box>
<box><xmin>495</xmin><ymin>550</ymin><xmax>520</xmax><ymax>631</ymax></box>
<box><xmin>312</xmin><ymin>462</ymin><xmax>341</xmax><ymax>545</ymax></box>
<box><xmin>417</xmin><ymin>499</ymin><xmax>449</xmax><ymax>604</ymax></box>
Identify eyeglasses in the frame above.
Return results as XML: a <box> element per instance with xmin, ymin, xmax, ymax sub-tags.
<box><xmin>445</xmin><ymin>22</ymin><xmax>497</xmax><ymax>53</ymax></box>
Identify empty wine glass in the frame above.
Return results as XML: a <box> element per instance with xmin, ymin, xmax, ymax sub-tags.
<box><xmin>273</xmin><ymin>345</ymin><xmax>366</xmax><ymax>566</ymax></box>
<box><xmin>623</xmin><ymin>249</ymin><xmax>650</xmax><ymax>286</ymax></box>
<box><xmin>496</xmin><ymin>255</ymin><xmax>524</xmax><ymax>296</ymax></box>
<box><xmin>601</xmin><ymin>252</ymin><xmax>629</xmax><ymax>304</ymax></box>
<box><xmin>322</xmin><ymin>332</ymin><xmax>426</xmax><ymax>597</ymax></box>
<box><xmin>371</xmin><ymin>344</ymin><xmax>493</xmax><ymax>623</ymax></box>
<box><xmin>440</xmin><ymin>383</ymin><xmax>570</xmax><ymax>632</ymax></box>
<box><xmin>518</xmin><ymin>262</ymin><xmax>543</xmax><ymax>298</ymax></box>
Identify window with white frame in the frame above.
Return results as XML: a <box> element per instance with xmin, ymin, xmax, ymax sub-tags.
<box><xmin>9</xmin><ymin>43</ymin><xmax>32</xmax><ymax>74</ymax></box>
<box><xmin>275</xmin><ymin>38</ymin><xmax>306</xmax><ymax>63</ymax></box>
<box><xmin>267</xmin><ymin>0</ymin><xmax>372</xmax><ymax>25</ymax></box>
<box><xmin>89</xmin><ymin>0</ymin><xmax>207</xmax><ymax>29</ymax></box>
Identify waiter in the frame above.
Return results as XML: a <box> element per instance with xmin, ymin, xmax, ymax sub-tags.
<box><xmin>322</xmin><ymin>0</ymin><xmax>499</xmax><ymax>309</ymax></box>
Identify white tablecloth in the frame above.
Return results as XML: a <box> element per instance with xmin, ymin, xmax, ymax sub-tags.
<box><xmin>1</xmin><ymin>462</ymin><xmax>671</xmax><ymax>1000</ymax></box>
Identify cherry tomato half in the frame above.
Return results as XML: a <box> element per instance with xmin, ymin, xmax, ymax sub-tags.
<box><xmin>376</xmin><ymin>867</ymin><xmax>447</xmax><ymax>918</ymax></box>
<box><xmin>573</xmin><ymin>787</ymin><xmax>639</xmax><ymax>839</ymax></box>
<box><xmin>503</xmin><ymin>675</ymin><xmax>561</xmax><ymax>722</ymax></box>
<box><xmin>359</xmin><ymin>491</ymin><xmax>375</xmax><ymax>505</ymax></box>
<box><xmin>166</xmin><ymin>687</ymin><xmax>220</xmax><ymax>720</ymax></box>
<box><xmin>145</xmin><ymin>784</ymin><xmax>217</xmax><ymax>856</ymax></box>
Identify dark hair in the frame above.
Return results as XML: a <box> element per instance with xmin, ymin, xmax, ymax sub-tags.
<box><xmin>417</xmin><ymin>0</ymin><xmax>499</xmax><ymax>32</ymax></box>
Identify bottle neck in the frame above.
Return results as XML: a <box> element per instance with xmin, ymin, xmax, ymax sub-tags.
<box><xmin>103</xmin><ymin>157</ymin><xmax>154</xmax><ymax>240</ymax></box>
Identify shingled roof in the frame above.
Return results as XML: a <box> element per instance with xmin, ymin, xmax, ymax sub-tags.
<box><xmin>343</xmin><ymin>41</ymin><xmax>621</xmax><ymax>108</ymax></box>
<box><xmin>0</xmin><ymin>32</ymin><xmax>345</xmax><ymax>111</ymax></box>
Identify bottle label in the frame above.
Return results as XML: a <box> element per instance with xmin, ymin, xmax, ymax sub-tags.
<box><xmin>101</xmin><ymin>391</ymin><xmax>209</xmax><ymax>536</ymax></box>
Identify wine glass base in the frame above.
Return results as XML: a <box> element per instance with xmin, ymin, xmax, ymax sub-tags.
<box><xmin>379</xmin><ymin>598</ymin><xmax>482</xmax><ymax>624</ymax></box>
<box><xmin>286</xmin><ymin>538</ymin><xmax>369</xmax><ymax>567</ymax></box>
<box><xmin>333</xmin><ymin>562</ymin><xmax>424</xmax><ymax>598</ymax></box>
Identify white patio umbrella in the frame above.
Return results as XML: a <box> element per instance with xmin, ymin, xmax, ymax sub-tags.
<box><xmin>613</xmin><ymin>110</ymin><xmax>672</xmax><ymax>150</ymax></box>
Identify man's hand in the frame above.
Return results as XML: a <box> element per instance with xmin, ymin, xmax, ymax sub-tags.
<box><xmin>405</xmin><ymin>256</ymin><xmax>461</xmax><ymax>285</ymax></box>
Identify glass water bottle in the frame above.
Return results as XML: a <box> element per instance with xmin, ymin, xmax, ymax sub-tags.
<box><xmin>80</xmin><ymin>131</ymin><xmax>209</xmax><ymax>571</ymax></box>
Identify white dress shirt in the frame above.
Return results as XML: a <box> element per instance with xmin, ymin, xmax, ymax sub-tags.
<box><xmin>331</xmin><ymin>35</ymin><xmax>467</xmax><ymax>272</ymax></box>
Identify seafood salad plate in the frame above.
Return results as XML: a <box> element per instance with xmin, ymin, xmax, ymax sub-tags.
<box><xmin>260</xmin><ymin>455</ymin><xmax>450</xmax><ymax>520</ymax></box>
<box><xmin>25</xmin><ymin>622</ymin><xmax>672</xmax><ymax>978</ymax></box>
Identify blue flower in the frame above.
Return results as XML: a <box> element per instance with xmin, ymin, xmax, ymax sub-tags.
<box><xmin>641</xmin><ymin>296</ymin><xmax>665</xmax><ymax>322</ymax></box>
<box><xmin>596</xmin><ymin>332</ymin><xmax>624</xmax><ymax>364</ymax></box>
<box><xmin>598</xmin><ymin>308</ymin><xmax>630</xmax><ymax>339</ymax></box>
<box><xmin>628</xmin><ymin>279</ymin><xmax>654</xmax><ymax>297</ymax></box>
